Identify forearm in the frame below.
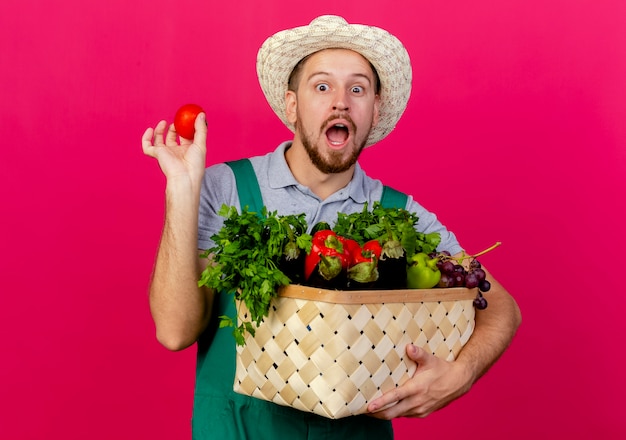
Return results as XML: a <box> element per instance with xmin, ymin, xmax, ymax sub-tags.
<box><xmin>455</xmin><ymin>268</ymin><xmax>522</xmax><ymax>386</ymax></box>
<box><xmin>149</xmin><ymin>177</ymin><xmax>211</xmax><ymax>351</ymax></box>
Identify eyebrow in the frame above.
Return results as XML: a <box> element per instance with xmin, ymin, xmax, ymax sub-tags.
<box><xmin>306</xmin><ymin>71</ymin><xmax>373</xmax><ymax>85</ymax></box>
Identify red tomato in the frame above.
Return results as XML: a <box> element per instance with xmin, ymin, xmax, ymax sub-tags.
<box><xmin>174</xmin><ymin>104</ymin><xmax>204</xmax><ymax>140</ymax></box>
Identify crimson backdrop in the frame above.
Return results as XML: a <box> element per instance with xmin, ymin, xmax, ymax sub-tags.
<box><xmin>1</xmin><ymin>1</ymin><xmax>625</xmax><ymax>439</ymax></box>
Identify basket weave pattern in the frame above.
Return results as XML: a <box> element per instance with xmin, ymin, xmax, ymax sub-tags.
<box><xmin>234</xmin><ymin>286</ymin><xmax>476</xmax><ymax>419</ymax></box>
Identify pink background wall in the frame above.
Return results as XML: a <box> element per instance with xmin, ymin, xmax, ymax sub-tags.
<box><xmin>1</xmin><ymin>1</ymin><xmax>624</xmax><ymax>438</ymax></box>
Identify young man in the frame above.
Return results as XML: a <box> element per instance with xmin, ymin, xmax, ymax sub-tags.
<box><xmin>142</xmin><ymin>15</ymin><xmax>521</xmax><ymax>439</ymax></box>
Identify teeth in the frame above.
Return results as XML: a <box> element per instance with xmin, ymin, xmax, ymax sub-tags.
<box><xmin>334</xmin><ymin>124</ymin><xmax>346</xmax><ymax>128</ymax></box>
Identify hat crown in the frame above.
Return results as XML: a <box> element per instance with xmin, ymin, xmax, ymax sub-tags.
<box><xmin>309</xmin><ymin>15</ymin><xmax>348</xmax><ymax>28</ymax></box>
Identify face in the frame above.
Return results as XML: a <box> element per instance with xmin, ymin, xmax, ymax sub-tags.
<box><xmin>286</xmin><ymin>49</ymin><xmax>380</xmax><ymax>174</ymax></box>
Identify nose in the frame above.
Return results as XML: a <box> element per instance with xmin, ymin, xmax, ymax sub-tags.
<box><xmin>332</xmin><ymin>90</ymin><xmax>349</xmax><ymax>112</ymax></box>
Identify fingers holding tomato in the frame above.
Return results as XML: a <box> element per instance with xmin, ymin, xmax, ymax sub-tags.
<box><xmin>142</xmin><ymin>104</ymin><xmax>207</xmax><ymax>163</ymax></box>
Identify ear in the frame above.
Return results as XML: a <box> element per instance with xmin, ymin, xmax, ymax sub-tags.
<box><xmin>285</xmin><ymin>90</ymin><xmax>298</xmax><ymax>124</ymax></box>
<box><xmin>372</xmin><ymin>94</ymin><xmax>381</xmax><ymax>127</ymax></box>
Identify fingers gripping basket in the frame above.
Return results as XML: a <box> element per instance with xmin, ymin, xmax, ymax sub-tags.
<box><xmin>233</xmin><ymin>285</ymin><xmax>476</xmax><ymax>419</ymax></box>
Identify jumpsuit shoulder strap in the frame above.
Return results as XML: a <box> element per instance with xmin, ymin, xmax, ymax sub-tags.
<box><xmin>380</xmin><ymin>185</ymin><xmax>408</xmax><ymax>209</ymax></box>
<box><xmin>225</xmin><ymin>158</ymin><xmax>264</xmax><ymax>213</ymax></box>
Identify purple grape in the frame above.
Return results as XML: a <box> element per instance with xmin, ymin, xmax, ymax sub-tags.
<box><xmin>478</xmin><ymin>279</ymin><xmax>491</xmax><ymax>292</ymax></box>
<box><xmin>438</xmin><ymin>273</ymin><xmax>455</xmax><ymax>288</ymax></box>
<box><xmin>465</xmin><ymin>272</ymin><xmax>479</xmax><ymax>289</ymax></box>
<box><xmin>453</xmin><ymin>272</ymin><xmax>465</xmax><ymax>287</ymax></box>
<box><xmin>473</xmin><ymin>268</ymin><xmax>486</xmax><ymax>282</ymax></box>
<box><xmin>441</xmin><ymin>261</ymin><xmax>455</xmax><ymax>274</ymax></box>
<box><xmin>473</xmin><ymin>296</ymin><xmax>488</xmax><ymax>310</ymax></box>
<box><xmin>453</xmin><ymin>264</ymin><xmax>466</xmax><ymax>274</ymax></box>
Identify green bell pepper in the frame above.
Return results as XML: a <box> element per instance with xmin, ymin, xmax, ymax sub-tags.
<box><xmin>406</xmin><ymin>252</ymin><xmax>441</xmax><ymax>289</ymax></box>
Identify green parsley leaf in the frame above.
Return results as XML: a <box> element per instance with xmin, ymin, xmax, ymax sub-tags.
<box><xmin>199</xmin><ymin>205</ymin><xmax>311</xmax><ymax>345</ymax></box>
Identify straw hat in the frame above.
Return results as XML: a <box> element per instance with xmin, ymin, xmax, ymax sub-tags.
<box><xmin>256</xmin><ymin>15</ymin><xmax>412</xmax><ymax>147</ymax></box>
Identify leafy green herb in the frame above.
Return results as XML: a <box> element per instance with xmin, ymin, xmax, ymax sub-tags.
<box><xmin>198</xmin><ymin>204</ymin><xmax>311</xmax><ymax>345</ymax></box>
<box><xmin>332</xmin><ymin>202</ymin><xmax>441</xmax><ymax>258</ymax></box>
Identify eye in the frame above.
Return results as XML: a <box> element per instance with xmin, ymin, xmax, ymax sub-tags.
<box><xmin>351</xmin><ymin>86</ymin><xmax>364</xmax><ymax>94</ymax></box>
<box><xmin>316</xmin><ymin>83</ymin><xmax>329</xmax><ymax>92</ymax></box>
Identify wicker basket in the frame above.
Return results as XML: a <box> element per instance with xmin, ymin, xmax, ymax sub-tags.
<box><xmin>233</xmin><ymin>284</ymin><xmax>476</xmax><ymax>419</ymax></box>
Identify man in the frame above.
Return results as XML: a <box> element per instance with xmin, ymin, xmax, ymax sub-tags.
<box><xmin>142</xmin><ymin>15</ymin><xmax>521</xmax><ymax>439</ymax></box>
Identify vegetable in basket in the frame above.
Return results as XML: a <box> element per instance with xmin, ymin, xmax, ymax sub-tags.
<box><xmin>345</xmin><ymin>239</ymin><xmax>382</xmax><ymax>290</ymax></box>
<box><xmin>376</xmin><ymin>236</ymin><xmax>408</xmax><ymax>289</ymax></box>
<box><xmin>277</xmin><ymin>216</ymin><xmax>309</xmax><ymax>284</ymax></box>
<box><xmin>406</xmin><ymin>252</ymin><xmax>441</xmax><ymax>289</ymax></box>
<box><xmin>304</xmin><ymin>230</ymin><xmax>350</xmax><ymax>289</ymax></box>
<box><xmin>198</xmin><ymin>204</ymin><xmax>311</xmax><ymax>346</ymax></box>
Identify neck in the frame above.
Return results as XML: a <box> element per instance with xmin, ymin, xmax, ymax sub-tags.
<box><xmin>285</xmin><ymin>141</ymin><xmax>355</xmax><ymax>200</ymax></box>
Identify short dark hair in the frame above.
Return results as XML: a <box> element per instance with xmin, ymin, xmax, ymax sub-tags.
<box><xmin>287</xmin><ymin>52</ymin><xmax>381</xmax><ymax>94</ymax></box>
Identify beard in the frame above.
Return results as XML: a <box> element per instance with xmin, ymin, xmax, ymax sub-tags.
<box><xmin>297</xmin><ymin>115</ymin><xmax>369</xmax><ymax>174</ymax></box>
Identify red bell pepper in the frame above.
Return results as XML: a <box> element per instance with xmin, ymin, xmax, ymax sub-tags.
<box><xmin>304</xmin><ymin>230</ymin><xmax>350</xmax><ymax>281</ymax></box>
<box><xmin>346</xmin><ymin>239</ymin><xmax>382</xmax><ymax>288</ymax></box>
<box><xmin>353</xmin><ymin>239</ymin><xmax>382</xmax><ymax>265</ymax></box>
<box><xmin>341</xmin><ymin>238</ymin><xmax>362</xmax><ymax>265</ymax></box>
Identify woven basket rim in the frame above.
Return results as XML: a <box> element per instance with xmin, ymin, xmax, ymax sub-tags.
<box><xmin>278</xmin><ymin>284</ymin><xmax>478</xmax><ymax>304</ymax></box>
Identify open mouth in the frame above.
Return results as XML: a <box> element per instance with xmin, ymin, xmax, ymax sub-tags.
<box><xmin>326</xmin><ymin>123</ymin><xmax>350</xmax><ymax>146</ymax></box>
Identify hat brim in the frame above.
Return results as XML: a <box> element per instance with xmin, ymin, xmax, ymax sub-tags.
<box><xmin>256</xmin><ymin>15</ymin><xmax>412</xmax><ymax>147</ymax></box>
